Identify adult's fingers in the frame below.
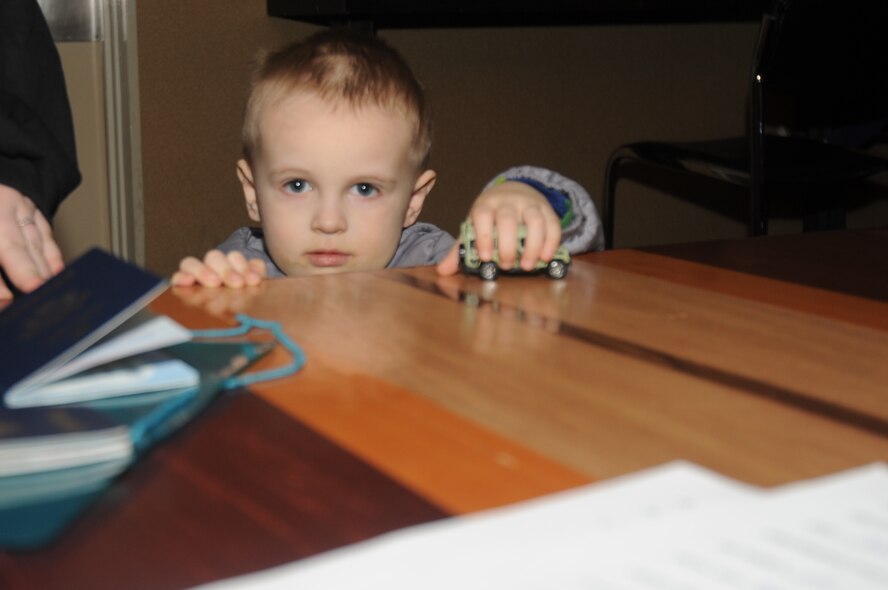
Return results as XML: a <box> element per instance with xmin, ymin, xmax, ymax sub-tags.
<box><xmin>32</xmin><ymin>211</ymin><xmax>64</xmax><ymax>275</ymax></box>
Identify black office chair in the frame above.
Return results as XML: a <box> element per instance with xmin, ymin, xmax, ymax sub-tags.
<box><xmin>602</xmin><ymin>0</ymin><xmax>888</xmax><ymax>249</ymax></box>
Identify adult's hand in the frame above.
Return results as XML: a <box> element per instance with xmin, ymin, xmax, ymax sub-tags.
<box><xmin>0</xmin><ymin>184</ymin><xmax>64</xmax><ymax>299</ymax></box>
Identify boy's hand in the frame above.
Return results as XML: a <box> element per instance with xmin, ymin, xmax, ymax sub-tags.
<box><xmin>437</xmin><ymin>181</ymin><xmax>562</xmax><ymax>276</ymax></box>
<box><xmin>172</xmin><ymin>250</ymin><xmax>266</xmax><ymax>288</ymax></box>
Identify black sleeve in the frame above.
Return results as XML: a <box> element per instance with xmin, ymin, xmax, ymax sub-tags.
<box><xmin>0</xmin><ymin>0</ymin><xmax>81</xmax><ymax>219</ymax></box>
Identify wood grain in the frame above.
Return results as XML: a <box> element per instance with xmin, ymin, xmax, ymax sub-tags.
<box><xmin>586</xmin><ymin>249</ymin><xmax>888</xmax><ymax>331</ymax></box>
<box><xmin>640</xmin><ymin>227</ymin><xmax>888</xmax><ymax>302</ymax></box>
<box><xmin>161</xmin><ymin>257</ymin><xmax>888</xmax><ymax>488</ymax></box>
<box><xmin>250</xmin><ymin>354</ymin><xmax>592</xmax><ymax>514</ymax></box>
<box><xmin>401</xmin><ymin>257</ymin><xmax>888</xmax><ymax>426</ymax></box>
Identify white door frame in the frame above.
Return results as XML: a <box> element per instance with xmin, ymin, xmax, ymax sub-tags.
<box><xmin>38</xmin><ymin>0</ymin><xmax>144</xmax><ymax>264</ymax></box>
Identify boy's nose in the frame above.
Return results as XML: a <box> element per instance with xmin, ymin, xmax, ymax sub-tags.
<box><xmin>310</xmin><ymin>196</ymin><xmax>347</xmax><ymax>234</ymax></box>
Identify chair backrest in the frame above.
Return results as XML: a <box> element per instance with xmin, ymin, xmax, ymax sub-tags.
<box><xmin>752</xmin><ymin>0</ymin><xmax>888</xmax><ymax>148</ymax></box>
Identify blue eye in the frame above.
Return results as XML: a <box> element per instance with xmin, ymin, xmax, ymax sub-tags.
<box><xmin>284</xmin><ymin>179</ymin><xmax>312</xmax><ymax>194</ymax></box>
<box><xmin>352</xmin><ymin>183</ymin><xmax>378</xmax><ymax>198</ymax></box>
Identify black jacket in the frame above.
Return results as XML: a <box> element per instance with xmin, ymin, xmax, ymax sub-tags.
<box><xmin>0</xmin><ymin>0</ymin><xmax>81</xmax><ymax>219</ymax></box>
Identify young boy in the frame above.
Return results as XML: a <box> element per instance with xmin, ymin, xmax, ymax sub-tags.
<box><xmin>172</xmin><ymin>30</ymin><xmax>601</xmax><ymax>288</ymax></box>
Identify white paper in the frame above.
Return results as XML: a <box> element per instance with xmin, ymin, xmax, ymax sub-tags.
<box><xmin>5</xmin><ymin>352</ymin><xmax>199</xmax><ymax>408</ymax></box>
<box><xmin>194</xmin><ymin>462</ymin><xmax>888</xmax><ymax>590</ymax></box>
<box><xmin>43</xmin><ymin>309</ymin><xmax>192</xmax><ymax>383</ymax></box>
<box><xmin>0</xmin><ymin>426</ymin><xmax>132</xmax><ymax>478</ymax></box>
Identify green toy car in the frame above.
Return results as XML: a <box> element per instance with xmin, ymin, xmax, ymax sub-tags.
<box><xmin>458</xmin><ymin>221</ymin><xmax>570</xmax><ymax>281</ymax></box>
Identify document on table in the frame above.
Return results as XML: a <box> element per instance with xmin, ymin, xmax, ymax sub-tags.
<box><xmin>196</xmin><ymin>461</ymin><xmax>888</xmax><ymax>590</ymax></box>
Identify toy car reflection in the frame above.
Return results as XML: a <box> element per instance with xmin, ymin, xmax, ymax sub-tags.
<box><xmin>458</xmin><ymin>221</ymin><xmax>570</xmax><ymax>281</ymax></box>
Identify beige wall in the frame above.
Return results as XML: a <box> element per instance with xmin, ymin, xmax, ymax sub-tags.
<box><xmin>55</xmin><ymin>42</ymin><xmax>112</xmax><ymax>261</ymax></box>
<box><xmin>136</xmin><ymin>3</ymin><xmax>887</xmax><ymax>276</ymax></box>
<box><xmin>137</xmin><ymin>1</ymin><xmax>314</xmax><ymax>275</ymax></box>
<box><xmin>383</xmin><ymin>24</ymin><xmax>758</xmax><ymax>248</ymax></box>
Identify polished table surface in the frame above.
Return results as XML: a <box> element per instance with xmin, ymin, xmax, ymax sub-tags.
<box><xmin>2</xmin><ymin>228</ymin><xmax>887</xmax><ymax>589</ymax></box>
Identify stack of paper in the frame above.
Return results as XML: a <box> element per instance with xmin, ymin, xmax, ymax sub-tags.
<box><xmin>0</xmin><ymin>406</ymin><xmax>132</xmax><ymax>478</ymax></box>
<box><xmin>196</xmin><ymin>461</ymin><xmax>888</xmax><ymax>590</ymax></box>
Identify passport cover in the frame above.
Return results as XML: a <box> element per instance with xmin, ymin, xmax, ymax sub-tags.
<box><xmin>0</xmin><ymin>248</ymin><xmax>167</xmax><ymax>396</ymax></box>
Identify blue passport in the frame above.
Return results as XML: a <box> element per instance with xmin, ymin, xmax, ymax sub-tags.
<box><xmin>0</xmin><ymin>248</ymin><xmax>167</xmax><ymax>397</ymax></box>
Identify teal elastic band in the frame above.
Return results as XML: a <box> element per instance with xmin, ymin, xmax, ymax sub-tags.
<box><xmin>190</xmin><ymin>313</ymin><xmax>307</xmax><ymax>389</ymax></box>
<box><xmin>129</xmin><ymin>314</ymin><xmax>304</xmax><ymax>453</ymax></box>
<box><xmin>128</xmin><ymin>386</ymin><xmax>200</xmax><ymax>452</ymax></box>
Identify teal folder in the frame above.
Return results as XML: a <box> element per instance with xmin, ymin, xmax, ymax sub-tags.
<box><xmin>0</xmin><ymin>339</ymin><xmax>273</xmax><ymax>550</ymax></box>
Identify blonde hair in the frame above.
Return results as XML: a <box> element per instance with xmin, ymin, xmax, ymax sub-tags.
<box><xmin>242</xmin><ymin>29</ymin><xmax>432</xmax><ymax>168</ymax></box>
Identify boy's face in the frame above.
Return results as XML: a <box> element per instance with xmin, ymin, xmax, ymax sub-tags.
<box><xmin>238</xmin><ymin>91</ymin><xmax>435</xmax><ymax>276</ymax></box>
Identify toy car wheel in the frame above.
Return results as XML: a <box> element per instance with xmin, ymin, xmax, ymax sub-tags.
<box><xmin>547</xmin><ymin>260</ymin><xmax>568</xmax><ymax>279</ymax></box>
<box><xmin>479</xmin><ymin>262</ymin><xmax>499</xmax><ymax>281</ymax></box>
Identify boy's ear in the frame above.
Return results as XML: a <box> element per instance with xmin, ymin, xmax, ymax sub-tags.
<box><xmin>403</xmin><ymin>169</ymin><xmax>437</xmax><ymax>228</ymax></box>
<box><xmin>237</xmin><ymin>159</ymin><xmax>262</xmax><ymax>223</ymax></box>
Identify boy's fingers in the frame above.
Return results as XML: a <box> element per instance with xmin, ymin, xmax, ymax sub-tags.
<box><xmin>494</xmin><ymin>207</ymin><xmax>519</xmax><ymax>270</ymax></box>
<box><xmin>436</xmin><ymin>244</ymin><xmax>460</xmax><ymax>276</ymax></box>
<box><xmin>221</xmin><ymin>251</ymin><xmax>250</xmax><ymax>288</ymax></box>
<box><xmin>249</xmin><ymin>258</ymin><xmax>267</xmax><ymax>277</ymax></box>
<box><xmin>520</xmin><ymin>208</ymin><xmax>546</xmax><ymax>270</ymax></box>
<box><xmin>175</xmin><ymin>252</ymin><xmax>266</xmax><ymax>289</ymax></box>
<box><xmin>229</xmin><ymin>253</ymin><xmax>265</xmax><ymax>286</ymax></box>
<box><xmin>171</xmin><ymin>270</ymin><xmax>197</xmax><ymax>287</ymax></box>
<box><xmin>523</xmin><ymin>203</ymin><xmax>563</xmax><ymax>265</ymax></box>
<box><xmin>245</xmin><ymin>258</ymin><xmax>267</xmax><ymax>285</ymax></box>
<box><xmin>225</xmin><ymin>251</ymin><xmax>250</xmax><ymax>274</ymax></box>
<box><xmin>178</xmin><ymin>256</ymin><xmax>222</xmax><ymax>287</ymax></box>
<box><xmin>203</xmin><ymin>250</ymin><xmax>244</xmax><ymax>287</ymax></box>
<box><xmin>470</xmin><ymin>207</ymin><xmax>496</xmax><ymax>261</ymax></box>
<box><xmin>203</xmin><ymin>249</ymin><xmax>231</xmax><ymax>273</ymax></box>
<box><xmin>221</xmin><ymin>270</ymin><xmax>245</xmax><ymax>288</ymax></box>
<box><xmin>541</xmin><ymin>214</ymin><xmax>563</xmax><ymax>262</ymax></box>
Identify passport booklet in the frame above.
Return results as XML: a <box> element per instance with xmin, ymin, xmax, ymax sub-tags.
<box><xmin>0</xmin><ymin>248</ymin><xmax>194</xmax><ymax>406</ymax></box>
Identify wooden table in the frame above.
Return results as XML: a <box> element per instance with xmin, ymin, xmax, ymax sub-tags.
<box><xmin>2</xmin><ymin>228</ymin><xmax>886</xmax><ymax>589</ymax></box>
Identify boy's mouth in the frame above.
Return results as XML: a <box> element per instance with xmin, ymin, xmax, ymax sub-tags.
<box><xmin>305</xmin><ymin>250</ymin><xmax>351</xmax><ymax>267</ymax></box>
